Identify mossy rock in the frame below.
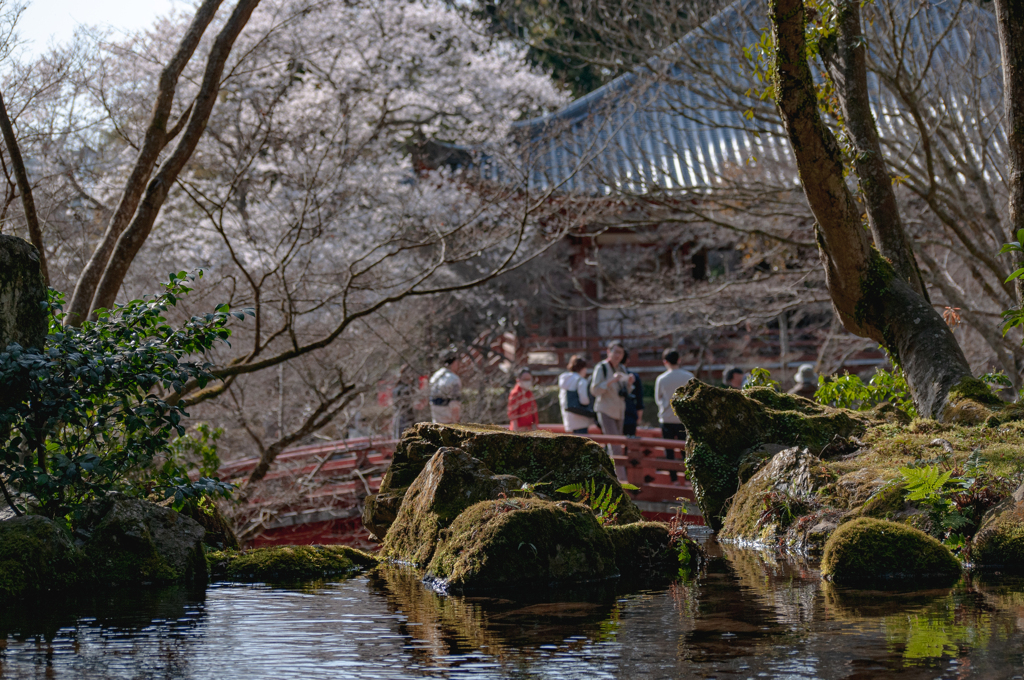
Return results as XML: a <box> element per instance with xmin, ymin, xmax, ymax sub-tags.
<box><xmin>180</xmin><ymin>499</ymin><xmax>239</xmax><ymax>550</ymax></box>
<box><xmin>362</xmin><ymin>491</ymin><xmax>405</xmax><ymax>540</ymax></box>
<box><xmin>720</xmin><ymin>447</ymin><xmax>832</xmax><ymax>545</ymax></box>
<box><xmin>972</xmin><ymin>484</ymin><xmax>1024</xmax><ymax>572</ymax></box>
<box><xmin>78</xmin><ymin>494</ymin><xmax>207</xmax><ymax>585</ymax></box>
<box><xmin>0</xmin><ymin>515</ymin><xmax>86</xmax><ymax>601</ymax></box>
<box><xmin>604</xmin><ymin>521</ymin><xmax>699</xmax><ymax>579</ymax></box>
<box><xmin>366</xmin><ymin>423</ymin><xmax>640</xmax><ymax>538</ymax></box>
<box><xmin>382</xmin><ymin>447</ymin><xmax>524</xmax><ymax>565</ymax></box>
<box><xmin>208</xmin><ymin>544</ymin><xmax>378</xmax><ymax>581</ymax></box>
<box><xmin>425</xmin><ymin>498</ymin><xmax>618</xmax><ymax>592</ymax></box>
<box><xmin>671</xmin><ymin>381</ymin><xmax>874</xmax><ymax>531</ymax></box>
<box><xmin>820</xmin><ymin>517</ymin><xmax>961</xmax><ymax>587</ymax></box>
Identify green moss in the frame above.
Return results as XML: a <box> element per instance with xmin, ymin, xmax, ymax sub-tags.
<box><xmin>208</xmin><ymin>545</ymin><xmax>378</xmax><ymax>582</ymax></box>
<box><xmin>672</xmin><ymin>381</ymin><xmax>874</xmax><ymax>530</ymax></box>
<box><xmin>425</xmin><ymin>498</ymin><xmax>617</xmax><ymax>592</ymax></box>
<box><xmin>381</xmin><ymin>447</ymin><xmax>524</xmax><ymax>565</ymax></box>
<box><xmin>853</xmin><ymin>249</ymin><xmax>898</xmax><ymax>364</ymax></box>
<box><xmin>0</xmin><ymin>516</ymin><xmax>85</xmax><ymax>601</ymax></box>
<box><xmin>604</xmin><ymin>521</ymin><xmax>699</xmax><ymax>579</ymax></box>
<box><xmin>367</xmin><ymin>423</ymin><xmax>641</xmax><ymax>538</ymax></box>
<box><xmin>820</xmin><ymin>517</ymin><xmax>961</xmax><ymax>587</ymax></box>
<box><xmin>853</xmin><ymin>482</ymin><xmax>906</xmax><ymax>520</ymax></box>
<box><xmin>947</xmin><ymin>377</ymin><xmax>1003</xmax><ymax>407</ymax></box>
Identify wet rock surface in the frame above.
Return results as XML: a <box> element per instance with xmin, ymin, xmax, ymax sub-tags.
<box><xmin>382</xmin><ymin>446</ymin><xmax>525</xmax><ymax>565</ymax></box>
<box><xmin>720</xmin><ymin>447</ymin><xmax>833</xmax><ymax>549</ymax></box>
<box><xmin>671</xmin><ymin>381</ymin><xmax>874</xmax><ymax>530</ymax></box>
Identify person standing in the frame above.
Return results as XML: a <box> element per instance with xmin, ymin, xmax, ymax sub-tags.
<box><xmin>507</xmin><ymin>368</ymin><xmax>539</xmax><ymax>432</ymax></box>
<box><xmin>429</xmin><ymin>352</ymin><xmax>462</xmax><ymax>424</ymax></box>
<box><xmin>591</xmin><ymin>341</ymin><xmax>633</xmax><ymax>455</ymax></box>
<box><xmin>722</xmin><ymin>365</ymin><xmax>745</xmax><ymax>389</ymax></box>
<box><xmin>558</xmin><ymin>355</ymin><xmax>596</xmax><ymax>435</ymax></box>
<box><xmin>391</xmin><ymin>364</ymin><xmax>417</xmax><ymax>439</ymax></box>
<box><xmin>655</xmin><ymin>349</ymin><xmax>695</xmax><ymax>481</ymax></box>
<box><xmin>621</xmin><ymin>349</ymin><xmax>645</xmax><ymax>437</ymax></box>
<box><xmin>789</xmin><ymin>363</ymin><xmax>819</xmax><ymax>399</ymax></box>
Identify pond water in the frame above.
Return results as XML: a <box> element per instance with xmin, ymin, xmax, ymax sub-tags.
<box><xmin>3</xmin><ymin>543</ymin><xmax>1024</xmax><ymax>679</ymax></box>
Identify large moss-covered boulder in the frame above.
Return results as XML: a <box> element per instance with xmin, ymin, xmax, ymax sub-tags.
<box><xmin>604</xmin><ymin>521</ymin><xmax>700</xmax><ymax>579</ymax></box>
<box><xmin>425</xmin><ymin>498</ymin><xmax>618</xmax><ymax>593</ymax></box>
<box><xmin>365</xmin><ymin>423</ymin><xmax>640</xmax><ymax>538</ymax></box>
<box><xmin>208</xmin><ymin>544</ymin><xmax>378</xmax><ymax>581</ymax></box>
<box><xmin>972</xmin><ymin>482</ymin><xmax>1024</xmax><ymax>572</ymax></box>
<box><xmin>720</xmin><ymin>447</ymin><xmax>833</xmax><ymax>546</ymax></box>
<box><xmin>382</xmin><ymin>447</ymin><xmax>524</xmax><ymax>565</ymax></box>
<box><xmin>820</xmin><ymin>517</ymin><xmax>961</xmax><ymax>587</ymax></box>
<box><xmin>672</xmin><ymin>381</ymin><xmax>873</xmax><ymax>531</ymax></box>
<box><xmin>78</xmin><ymin>494</ymin><xmax>207</xmax><ymax>585</ymax></box>
<box><xmin>0</xmin><ymin>515</ymin><xmax>85</xmax><ymax>601</ymax></box>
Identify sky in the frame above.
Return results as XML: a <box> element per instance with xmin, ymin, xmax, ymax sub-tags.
<box><xmin>18</xmin><ymin>0</ymin><xmax>179</xmax><ymax>55</ymax></box>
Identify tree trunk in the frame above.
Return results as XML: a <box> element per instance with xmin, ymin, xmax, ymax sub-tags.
<box><xmin>0</xmin><ymin>91</ymin><xmax>48</xmax><ymax>286</ymax></box>
<box><xmin>89</xmin><ymin>0</ymin><xmax>261</xmax><ymax>314</ymax></box>
<box><xmin>64</xmin><ymin>0</ymin><xmax>226</xmax><ymax>326</ymax></box>
<box><xmin>769</xmin><ymin>0</ymin><xmax>971</xmax><ymax>418</ymax></box>
<box><xmin>995</xmin><ymin>0</ymin><xmax>1024</xmax><ymax>308</ymax></box>
<box><xmin>819</xmin><ymin>0</ymin><xmax>928</xmax><ymax>301</ymax></box>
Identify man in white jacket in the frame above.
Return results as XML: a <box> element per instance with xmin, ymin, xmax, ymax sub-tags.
<box><xmin>655</xmin><ymin>349</ymin><xmax>695</xmax><ymax>481</ymax></box>
<box><xmin>558</xmin><ymin>355</ymin><xmax>595</xmax><ymax>434</ymax></box>
<box><xmin>429</xmin><ymin>353</ymin><xmax>462</xmax><ymax>424</ymax></box>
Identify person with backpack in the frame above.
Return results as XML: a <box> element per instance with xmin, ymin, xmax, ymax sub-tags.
<box><xmin>558</xmin><ymin>355</ymin><xmax>596</xmax><ymax>435</ymax></box>
<box><xmin>590</xmin><ymin>341</ymin><xmax>633</xmax><ymax>455</ymax></box>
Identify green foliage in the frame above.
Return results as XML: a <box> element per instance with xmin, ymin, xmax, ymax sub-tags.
<box><xmin>139</xmin><ymin>423</ymin><xmax>227</xmax><ymax>510</ymax></box>
<box><xmin>999</xmin><ymin>229</ymin><xmax>1024</xmax><ymax>336</ymax></box>
<box><xmin>814</xmin><ymin>367</ymin><xmax>917</xmax><ymax>418</ymax></box>
<box><xmin>0</xmin><ymin>273</ymin><xmax>247</xmax><ymax>519</ymax></box>
<box><xmin>556</xmin><ymin>479</ymin><xmax>639</xmax><ymax>525</ymax></box>
<box><xmin>744</xmin><ymin>367</ymin><xmax>780</xmax><ymax>391</ymax></box>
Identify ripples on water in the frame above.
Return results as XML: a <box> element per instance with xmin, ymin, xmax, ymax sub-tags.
<box><xmin>2</xmin><ymin>543</ymin><xmax>1024</xmax><ymax>679</ymax></box>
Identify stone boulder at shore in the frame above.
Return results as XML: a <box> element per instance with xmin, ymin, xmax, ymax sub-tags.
<box><xmin>425</xmin><ymin>498</ymin><xmax>618</xmax><ymax>593</ymax></box>
<box><xmin>972</xmin><ymin>482</ymin><xmax>1024</xmax><ymax>572</ymax></box>
<box><xmin>364</xmin><ymin>423</ymin><xmax>641</xmax><ymax>539</ymax></box>
<box><xmin>382</xmin><ymin>446</ymin><xmax>524</xmax><ymax>565</ymax></box>
<box><xmin>77</xmin><ymin>494</ymin><xmax>207</xmax><ymax>585</ymax></box>
<box><xmin>0</xmin><ymin>515</ymin><xmax>85</xmax><ymax>600</ymax></box>
<box><xmin>671</xmin><ymin>381</ymin><xmax>881</xmax><ymax>531</ymax></box>
<box><xmin>820</xmin><ymin>517</ymin><xmax>961</xmax><ymax>587</ymax></box>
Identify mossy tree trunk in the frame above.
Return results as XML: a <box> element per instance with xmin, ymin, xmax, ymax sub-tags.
<box><xmin>769</xmin><ymin>0</ymin><xmax>971</xmax><ymax>418</ymax></box>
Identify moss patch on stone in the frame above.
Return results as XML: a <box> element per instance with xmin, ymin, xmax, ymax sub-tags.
<box><xmin>425</xmin><ymin>498</ymin><xmax>617</xmax><ymax>592</ymax></box>
<box><xmin>367</xmin><ymin>423</ymin><xmax>641</xmax><ymax>538</ymax></box>
<box><xmin>604</xmin><ymin>521</ymin><xmax>699</xmax><ymax>579</ymax></box>
<box><xmin>0</xmin><ymin>515</ymin><xmax>85</xmax><ymax>601</ymax></box>
<box><xmin>972</xmin><ymin>486</ymin><xmax>1024</xmax><ymax>572</ymax></box>
<box><xmin>672</xmin><ymin>381</ymin><xmax>874</xmax><ymax>531</ymax></box>
<box><xmin>208</xmin><ymin>545</ymin><xmax>378</xmax><ymax>582</ymax></box>
<box><xmin>821</xmin><ymin>517</ymin><xmax>961</xmax><ymax>587</ymax></box>
<box><xmin>382</xmin><ymin>447</ymin><xmax>524</xmax><ymax>565</ymax></box>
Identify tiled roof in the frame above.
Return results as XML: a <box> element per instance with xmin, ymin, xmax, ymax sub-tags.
<box><xmin>475</xmin><ymin>0</ymin><xmax>1002</xmax><ymax>196</ymax></box>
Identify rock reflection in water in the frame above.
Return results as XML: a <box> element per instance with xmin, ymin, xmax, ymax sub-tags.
<box><xmin>2</xmin><ymin>547</ymin><xmax>1024</xmax><ymax>678</ymax></box>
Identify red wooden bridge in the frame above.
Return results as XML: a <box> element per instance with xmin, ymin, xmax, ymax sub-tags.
<box><xmin>219</xmin><ymin>426</ymin><xmax>703</xmax><ymax>549</ymax></box>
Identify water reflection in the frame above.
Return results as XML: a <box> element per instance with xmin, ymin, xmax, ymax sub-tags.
<box><xmin>1</xmin><ymin>545</ymin><xmax>1024</xmax><ymax>678</ymax></box>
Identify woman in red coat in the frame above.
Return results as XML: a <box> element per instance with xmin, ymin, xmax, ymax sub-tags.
<box><xmin>508</xmin><ymin>368</ymin><xmax>539</xmax><ymax>431</ymax></box>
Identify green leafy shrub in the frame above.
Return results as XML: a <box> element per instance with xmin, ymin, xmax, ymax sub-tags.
<box><xmin>556</xmin><ymin>479</ymin><xmax>639</xmax><ymax>525</ymax></box>
<box><xmin>0</xmin><ymin>273</ymin><xmax>246</xmax><ymax>519</ymax></box>
<box><xmin>744</xmin><ymin>367</ymin><xmax>780</xmax><ymax>390</ymax></box>
<box><xmin>814</xmin><ymin>367</ymin><xmax>917</xmax><ymax>418</ymax></box>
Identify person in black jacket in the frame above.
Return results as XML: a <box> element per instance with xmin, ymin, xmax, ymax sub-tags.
<box><xmin>622</xmin><ymin>349</ymin><xmax>645</xmax><ymax>437</ymax></box>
